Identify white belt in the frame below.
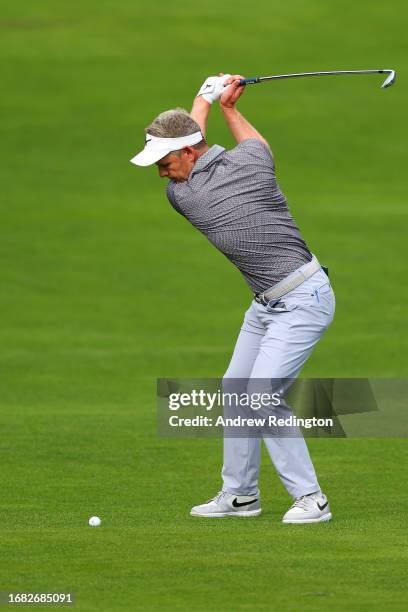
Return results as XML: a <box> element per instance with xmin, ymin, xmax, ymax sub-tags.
<box><xmin>254</xmin><ymin>255</ymin><xmax>322</xmax><ymax>305</ymax></box>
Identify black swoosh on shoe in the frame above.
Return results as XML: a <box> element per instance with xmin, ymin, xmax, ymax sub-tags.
<box><xmin>317</xmin><ymin>501</ymin><xmax>329</xmax><ymax>511</ymax></box>
<box><xmin>232</xmin><ymin>498</ymin><xmax>258</xmax><ymax>508</ymax></box>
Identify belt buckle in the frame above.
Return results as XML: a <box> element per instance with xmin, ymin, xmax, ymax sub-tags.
<box><xmin>254</xmin><ymin>292</ymin><xmax>268</xmax><ymax>306</ymax></box>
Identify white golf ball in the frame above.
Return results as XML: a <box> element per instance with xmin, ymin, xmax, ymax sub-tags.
<box><xmin>88</xmin><ymin>516</ymin><xmax>101</xmax><ymax>527</ymax></box>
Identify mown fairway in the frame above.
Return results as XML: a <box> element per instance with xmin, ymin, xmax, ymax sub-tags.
<box><xmin>1</xmin><ymin>1</ymin><xmax>407</xmax><ymax>610</ymax></box>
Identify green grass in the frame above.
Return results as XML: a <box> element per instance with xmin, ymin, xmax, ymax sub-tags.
<box><xmin>1</xmin><ymin>0</ymin><xmax>408</xmax><ymax>609</ymax></box>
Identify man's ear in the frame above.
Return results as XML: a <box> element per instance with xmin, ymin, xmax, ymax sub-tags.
<box><xmin>181</xmin><ymin>146</ymin><xmax>195</xmax><ymax>159</ymax></box>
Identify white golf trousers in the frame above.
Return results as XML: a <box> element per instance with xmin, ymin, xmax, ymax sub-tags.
<box><xmin>222</xmin><ymin>268</ymin><xmax>335</xmax><ymax>499</ymax></box>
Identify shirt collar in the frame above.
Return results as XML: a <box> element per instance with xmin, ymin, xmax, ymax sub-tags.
<box><xmin>190</xmin><ymin>144</ymin><xmax>225</xmax><ymax>177</ymax></box>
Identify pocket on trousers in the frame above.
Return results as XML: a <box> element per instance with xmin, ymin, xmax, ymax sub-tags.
<box><xmin>286</xmin><ymin>281</ymin><xmax>332</xmax><ymax>303</ymax></box>
<box><xmin>309</xmin><ymin>283</ymin><xmax>333</xmax><ymax>306</ymax></box>
<box><xmin>265</xmin><ymin>299</ymin><xmax>297</xmax><ymax>313</ymax></box>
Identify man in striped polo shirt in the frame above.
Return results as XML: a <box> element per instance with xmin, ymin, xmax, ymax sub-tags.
<box><xmin>130</xmin><ymin>74</ymin><xmax>335</xmax><ymax>524</ymax></box>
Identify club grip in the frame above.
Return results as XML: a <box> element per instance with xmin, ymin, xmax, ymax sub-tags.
<box><xmin>239</xmin><ymin>77</ymin><xmax>260</xmax><ymax>86</ymax></box>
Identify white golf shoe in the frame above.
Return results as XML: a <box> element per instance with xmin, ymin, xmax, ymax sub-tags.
<box><xmin>190</xmin><ymin>491</ymin><xmax>261</xmax><ymax>518</ymax></box>
<box><xmin>282</xmin><ymin>492</ymin><xmax>332</xmax><ymax>524</ymax></box>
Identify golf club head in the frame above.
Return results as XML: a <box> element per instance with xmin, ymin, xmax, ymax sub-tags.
<box><xmin>381</xmin><ymin>70</ymin><xmax>396</xmax><ymax>89</ymax></box>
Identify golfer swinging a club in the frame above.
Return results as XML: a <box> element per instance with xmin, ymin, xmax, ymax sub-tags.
<box><xmin>130</xmin><ymin>73</ymin><xmax>335</xmax><ymax>523</ymax></box>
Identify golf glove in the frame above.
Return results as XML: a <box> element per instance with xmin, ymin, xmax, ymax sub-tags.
<box><xmin>196</xmin><ymin>74</ymin><xmax>231</xmax><ymax>104</ymax></box>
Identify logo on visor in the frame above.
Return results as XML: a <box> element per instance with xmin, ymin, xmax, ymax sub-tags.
<box><xmin>145</xmin><ymin>138</ymin><xmax>152</xmax><ymax>145</ymax></box>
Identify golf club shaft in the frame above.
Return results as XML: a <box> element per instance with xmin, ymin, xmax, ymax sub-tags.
<box><xmin>239</xmin><ymin>69</ymin><xmax>396</xmax><ymax>89</ymax></box>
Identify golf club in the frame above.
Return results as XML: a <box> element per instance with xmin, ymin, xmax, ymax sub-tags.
<box><xmin>239</xmin><ymin>69</ymin><xmax>396</xmax><ymax>89</ymax></box>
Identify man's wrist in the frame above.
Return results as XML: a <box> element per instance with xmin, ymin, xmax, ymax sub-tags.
<box><xmin>220</xmin><ymin>104</ymin><xmax>238</xmax><ymax>114</ymax></box>
<box><xmin>194</xmin><ymin>96</ymin><xmax>212</xmax><ymax>108</ymax></box>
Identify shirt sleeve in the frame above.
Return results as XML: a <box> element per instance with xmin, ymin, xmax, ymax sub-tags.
<box><xmin>166</xmin><ymin>180</ymin><xmax>184</xmax><ymax>215</ymax></box>
<box><xmin>226</xmin><ymin>138</ymin><xmax>274</xmax><ymax>169</ymax></box>
<box><xmin>166</xmin><ymin>181</ymin><xmax>175</xmax><ymax>205</ymax></box>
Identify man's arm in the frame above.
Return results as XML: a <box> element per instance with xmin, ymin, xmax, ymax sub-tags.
<box><xmin>221</xmin><ymin>106</ymin><xmax>270</xmax><ymax>148</ymax></box>
<box><xmin>220</xmin><ymin>75</ymin><xmax>271</xmax><ymax>150</ymax></box>
<box><xmin>190</xmin><ymin>96</ymin><xmax>211</xmax><ymax>138</ymax></box>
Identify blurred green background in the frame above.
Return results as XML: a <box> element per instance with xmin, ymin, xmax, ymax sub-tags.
<box><xmin>1</xmin><ymin>1</ymin><xmax>407</xmax><ymax>610</ymax></box>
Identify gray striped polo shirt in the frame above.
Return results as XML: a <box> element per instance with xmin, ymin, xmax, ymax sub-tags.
<box><xmin>166</xmin><ymin>138</ymin><xmax>312</xmax><ymax>293</ymax></box>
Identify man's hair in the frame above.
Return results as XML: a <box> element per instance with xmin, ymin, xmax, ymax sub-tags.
<box><xmin>145</xmin><ymin>108</ymin><xmax>207</xmax><ymax>152</ymax></box>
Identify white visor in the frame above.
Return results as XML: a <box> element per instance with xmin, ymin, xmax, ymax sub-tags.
<box><xmin>130</xmin><ymin>131</ymin><xmax>204</xmax><ymax>166</ymax></box>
